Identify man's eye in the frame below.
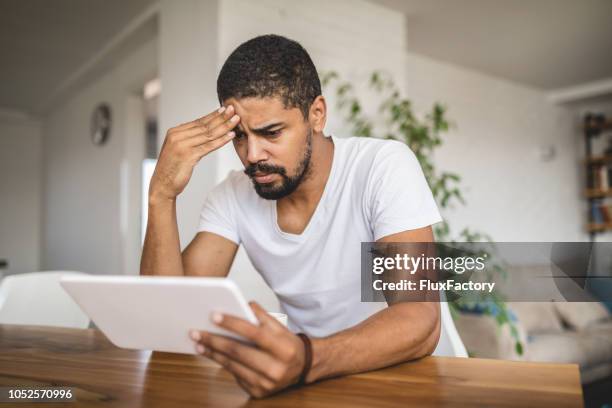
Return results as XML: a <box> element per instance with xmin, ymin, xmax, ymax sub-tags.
<box><xmin>267</xmin><ymin>129</ymin><xmax>282</xmax><ymax>137</ymax></box>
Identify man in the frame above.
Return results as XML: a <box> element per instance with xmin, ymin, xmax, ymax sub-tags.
<box><xmin>141</xmin><ymin>34</ymin><xmax>442</xmax><ymax>398</ymax></box>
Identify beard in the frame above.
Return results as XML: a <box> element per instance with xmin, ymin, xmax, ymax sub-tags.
<box><xmin>244</xmin><ymin>128</ymin><xmax>313</xmax><ymax>200</ymax></box>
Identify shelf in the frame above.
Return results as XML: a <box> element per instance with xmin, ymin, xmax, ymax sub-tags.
<box><xmin>585</xmin><ymin>155</ymin><xmax>612</xmax><ymax>165</ymax></box>
<box><xmin>587</xmin><ymin>223</ymin><xmax>612</xmax><ymax>233</ymax></box>
<box><xmin>585</xmin><ymin>121</ymin><xmax>612</xmax><ymax>133</ymax></box>
<box><xmin>584</xmin><ymin>114</ymin><xmax>611</xmax><ymax>239</ymax></box>
<box><xmin>585</xmin><ymin>189</ymin><xmax>612</xmax><ymax>198</ymax></box>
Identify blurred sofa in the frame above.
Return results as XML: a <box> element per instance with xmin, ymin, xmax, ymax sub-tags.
<box><xmin>454</xmin><ymin>300</ymin><xmax>612</xmax><ymax>384</ymax></box>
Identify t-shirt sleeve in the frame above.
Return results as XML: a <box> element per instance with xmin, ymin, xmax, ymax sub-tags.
<box><xmin>367</xmin><ymin>141</ymin><xmax>442</xmax><ymax>241</ymax></box>
<box><xmin>197</xmin><ymin>173</ymin><xmax>241</xmax><ymax>245</ymax></box>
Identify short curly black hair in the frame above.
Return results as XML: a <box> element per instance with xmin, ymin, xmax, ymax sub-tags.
<box><xmin>217</xmin><ymin>34</ymin><xmax>321</xmax><ymax>119</ymax></box>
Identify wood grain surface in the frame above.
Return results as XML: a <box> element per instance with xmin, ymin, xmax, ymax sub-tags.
<box><xmin>0</xmin><ymin>325</ymin><xmax>583</xmax><ymax>407</ymax></box>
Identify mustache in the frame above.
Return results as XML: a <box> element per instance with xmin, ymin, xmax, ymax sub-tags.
<box><xmin>244</xmin><ymin>162</ymin><xmax>287</xmax><ymax>178</ymax></box>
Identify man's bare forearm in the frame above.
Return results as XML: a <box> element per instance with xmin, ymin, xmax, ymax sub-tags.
<box><xmin>140</xmin><ymin>106</ymin><xmax>239</xmax><ymax>276</ymax></box>
<box><xmin>140</xmin><ymin>196</ymin><xmax>184</xmax><ymax>276</ymax></box>
<box><xmin>306</xmin><ymin>302</ymin><xmax>440</xmax><ymax>383</ymax></box>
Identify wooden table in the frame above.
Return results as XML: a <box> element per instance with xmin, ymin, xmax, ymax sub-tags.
<box><xmin>0</xmin><ymin>325</ymin><xmax>583</xmax><ymax>407</ymax></box>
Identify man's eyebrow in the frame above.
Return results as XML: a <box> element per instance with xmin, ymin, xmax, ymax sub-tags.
<box><xmin>251</xmin><ymin>122</ymin><xmax>284</xmax><ymax>133</ymax></box>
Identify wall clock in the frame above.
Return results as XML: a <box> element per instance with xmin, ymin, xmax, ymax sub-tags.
<box><xmin>90</xmin><ymin>103</ymin><xmax>112</xmax><ymax>146</ymax></box>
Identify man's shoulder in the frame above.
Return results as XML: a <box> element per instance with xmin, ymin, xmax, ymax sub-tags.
<box><xmin>339</xmin><ymin>136</ymin><xmax>411</xmax><ymax>165</ymax></box>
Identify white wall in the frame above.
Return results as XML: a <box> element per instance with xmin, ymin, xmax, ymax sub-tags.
<box><xmin>42</xmin><ymin>38</ymin><xmax>157</xmax><ymax>274</ymax></box>
<box><xmin>0</xmin><ymin>114</ymin><xmax>42</xmax><ymax>274</ymax></box>
<box><xmin>158</xmin><ymin>0</ymin><xmax>220</xmax><ymax>250</ymax></box>
<box><xmin>403</xmin><ymin>52</ymin><xmax>587</xmax><ymax>242</ymax></box>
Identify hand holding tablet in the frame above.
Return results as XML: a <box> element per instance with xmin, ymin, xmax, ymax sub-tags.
<box><xmin>60</xmin><ymin>275</ymin><xmax>266</xmax><ymax>354</ymax></box>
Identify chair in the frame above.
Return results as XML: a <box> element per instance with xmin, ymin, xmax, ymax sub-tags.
<box><xmin>0</xmin><ymin>271</ymin><xmax>90</xmax><ymax>329</ymax></box>
<box><xmin>433</xmin><ymin>300</ymin><xmax>468</xmax><ymax>358</ymax></box>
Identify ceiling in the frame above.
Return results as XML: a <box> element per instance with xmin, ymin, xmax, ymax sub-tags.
<box><xmin>1</xmin><ymin>0</ymin><xmax>611</xmax><ymax>116</ymax></box>
<box><xmin>373</xmin><ymin>0</ymin><xmax>612</xmax><ymax>90</ymax></box>
<box><xmin>0</xmin><ymin>0</ymin><xmax>155</xmax><ymax>115</ymax></box>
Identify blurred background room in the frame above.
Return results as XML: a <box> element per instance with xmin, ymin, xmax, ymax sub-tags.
<box><xmin>1</xmin><ymin>1</ymin><xmax>611</xmax><ymax>406</ymax></box>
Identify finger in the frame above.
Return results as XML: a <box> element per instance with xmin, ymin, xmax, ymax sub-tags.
<box><xmin>198</xmin><ymin>340</ymin><xmax>277</xmax><ymax>397</ymax></box>
<box><xmin>180</xmin><ymin>128</ymin><xmax>231</xmax><ymax>148</ymax></box>
<box><xmin>172</xmin><ymin>125</ymin><xmax>213</xmax><ymax>140</ymax></box>
<box><xmin>234</xmin><ymin>376</ymin><xmax>255</xmax><ymax>396</ymax></box>
<box><xmin>183</xmin><ymin>113</ymin><xmax>240</xmax><ymax>147</ymax></box>
<box><xmin>247</xmin><ymin>303</ymin><xmax>298</xmax><ymax>361</ymax></box>
<box><xmin>235</xmin><ymin>376</ymin><xmax>267</xmax><ymax>399</ymax></box>
<box><xmin>184</xmin><ymin>111</ymin><xmax>239</xmax><ymax>146</ymax></box>
<box><xmin>195</xmin><ymin>332</ymin><xmax>282</xmax><ymax>380</ymax></box>
<box><xmin>202</xmin><ymin>345</ymin><xmax>273</xmax><ymax>391</ymax></box>
<box><xmin>196</xmin><ymin>104</ymin><xmax>235</xmax><ymax>132</ymax></box>
<box><xmin>176</xmin><ymin>106</ymin><xmax>227</xmax><ymax>130</ymax></box>
<box><xmin>211</xmin><ymin>311</ymin><xmax>279</xmax><ymax>352</ymax></box>
<box><xmin>207</xmin><ymin>113</ymin><xmax>240</xmax><ymax>138</ymax></box>
<box><xmin>250</xmin><ymin>302</ymin><xmax>285</xmax><ymax>331</ymax></box>
<box><xmin>192</xmin><ymin>131</ymin><xmax>236</xmax><ymax>158</ymax></box>
<box><xmin>165</xmin><ymin>107</ymin><xmax>231</xmax><ymax>143</ymax></box>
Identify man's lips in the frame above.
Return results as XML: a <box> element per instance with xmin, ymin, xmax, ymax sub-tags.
<box><xmin>253</xmin><ymin>173</ymin><xmax>277</xmax><ymax>183</ymax></box>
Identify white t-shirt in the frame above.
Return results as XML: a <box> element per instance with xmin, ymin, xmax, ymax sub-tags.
<box><xmin>198</xmin><ymin>136</ymin><xmax>442</xmax><ymax>337</ymax></box>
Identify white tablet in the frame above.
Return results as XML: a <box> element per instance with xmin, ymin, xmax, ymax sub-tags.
<box><xmin>60</xmin><ymin>275</ymin><xmax>258</xmax><ymax>355</ymax></box>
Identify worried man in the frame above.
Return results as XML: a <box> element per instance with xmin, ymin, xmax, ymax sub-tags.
<box><xmin>141</xmin><ymin>34</ymin><xmax>442</xmax><ymax>398</ymax></box>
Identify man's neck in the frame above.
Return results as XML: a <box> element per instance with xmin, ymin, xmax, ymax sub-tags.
<box><xmin>279</xmin><ymin>134</ymin><xmax>334</xmax><ymax>209</ymax></box>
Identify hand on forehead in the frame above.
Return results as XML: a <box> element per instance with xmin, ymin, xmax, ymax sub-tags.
<box><xmin>223</xmin><ymin>96</ymin><xmax>303</xmax><ymax>133</ymax></box>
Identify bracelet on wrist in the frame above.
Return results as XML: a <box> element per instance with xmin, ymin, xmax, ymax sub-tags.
<box><xmin>296</xmin><ymin>333</ymin><xmax>313</xmax><ymax>385</ymax></box>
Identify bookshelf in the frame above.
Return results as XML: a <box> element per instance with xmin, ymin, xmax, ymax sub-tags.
<box><xmin>587</xmin><ymin>222</ymin><xmax>612</xmax><ymax>233</ymax></box>
<box><xmin>584</xmin><ymin>189</ymin><xmax>612</xmax><ymax>199</ymax></box>
<box><xmin>584</xmin><ymin>113</ymin><xmax>612</xmax><ymax>240</ymax></box>
<box><xmin>585</xmin><ymin>155</ymin><xmax>612</xmax><ymax>165</ymax></box>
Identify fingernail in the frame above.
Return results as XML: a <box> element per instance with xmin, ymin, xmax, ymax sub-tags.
<box><xmin>227</xmin><ymin>105</ymin><xmax>234</xmax><ymax>113</ymax></box>
<box><xmin>227</xmin><ymin>131</ymin><xmax>235</xmax><ymax>138</ymax></box>
<box><xmin>217</xmin><ymin>106</ymin><xmax>226</xmax><ymax>113</ymax></box>
<box><xmin>196</xmin><ymin>344</ymin><xmax>205</xmax><ymax>354</ymax></box>
<box><xmin>211</xmin><ymin>312</ymin><xmax>223</xmax><ymax>324</ymax></box>
<box><xmin>230</xmin><ymin>114</ymin><xmax>239</xmax><ymax>123</ymax></box>
<box><xmin>190</xmin><ymin>330</ymin><xmax>201</xmax><ymax>341</ymax></box>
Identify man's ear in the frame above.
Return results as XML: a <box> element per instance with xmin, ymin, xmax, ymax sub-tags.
<box><xmin>308</xmin><ymin>95</ymin><xmax>327</xmax><ymax>133</ymax></box>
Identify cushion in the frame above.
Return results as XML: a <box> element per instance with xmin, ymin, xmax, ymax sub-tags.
<box><xmin>554</xmin><ymin>302</ymin><xmax>610</xmax><ymax>331</ymax></box>
<box><xmin>527</xmin><ymin>332</ymin><xmax>588</xmax><ymax>366</ymax></box>
<box><xmin>509</xmin><ymin>302</ymin><xmax>563</xmax><ymax>333</ymax></box>
<box><xmin>528</xmin><ymin>330</ymin><xmax>612</xmax><ymax>368</ymax></box>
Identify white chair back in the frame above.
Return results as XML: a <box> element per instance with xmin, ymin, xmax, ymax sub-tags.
<box><xmin>433</xmin><ymin>301</ymin><xmax>468</xmax><ymax>357</ymax></box>
<box><xmin>0</xmin><ymin>271</ymin><xmax>90</xmax><ymax>329</ymax></box>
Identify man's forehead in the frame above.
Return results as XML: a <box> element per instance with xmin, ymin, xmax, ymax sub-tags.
<box><xmin>224</xmin><ymin>96</ymin><xmax>301</xmax><ymax>129</ymax></box>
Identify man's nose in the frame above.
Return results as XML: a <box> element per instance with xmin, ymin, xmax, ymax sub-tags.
<box><xmin>246</xmin><ymin>136</ymin><xmax>268</xmax><ymax>164</ymax></box>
